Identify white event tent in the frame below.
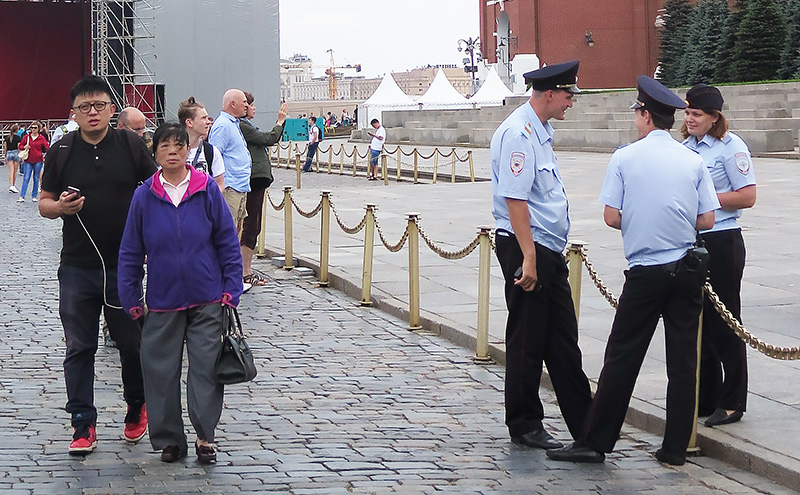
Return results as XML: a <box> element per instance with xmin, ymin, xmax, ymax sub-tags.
<box><xmin>469</xmin><ymin>67</ymin><xmax>514</xmax><ymax>106</ymax></box>
<box><xmin>415</xmin><ymin>69</ymin><xmax>471</xmax><ymax>110</ymax></box>
<box><xmin>358</xmin><ymin>73</ymin><xmax>416</xmax><ymax>129</ymax></box>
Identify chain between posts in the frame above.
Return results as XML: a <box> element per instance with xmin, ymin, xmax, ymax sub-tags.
<box><xmin>291</xmin><ymin>195</ymin><xmax>323</xmax><ymax>218</ymax></box>
<box><xmin>374</xmin><ymin>215</ymin><xmax>409</xmax><ymax>252</ymax></box>
<box><xmin>265</xmin><ymin>189</ymin><xmax>285</xmax><ymax>210</ymax></box>
<box><xmin>328</xmin><ymin>198</ymin><xmax>368</xmax><ymax>234</ymax></box>
<box><xmin>416</xmin><ymin>219</ymin><xmax>481</xmax><ymax>259</ymax></box>
<box><xmin>577</xmin><ymin>245</ymin><xmax>800</xmax><ymax>360</ymax></box>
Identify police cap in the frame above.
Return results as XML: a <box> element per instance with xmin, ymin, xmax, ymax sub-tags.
<box><xmin>685</xmin><ymin>83</ymin><xmax>724</xmax><ymax>111</ymax></box>
<box><xmin>630</xmin><ymin>76</ymin><xmax>686</xmax><ymax>114</ymax></box>
<box><xmin>523</xmin><ymin>60</ymin><xmax>580</xmax><ymax>93</ymax></box>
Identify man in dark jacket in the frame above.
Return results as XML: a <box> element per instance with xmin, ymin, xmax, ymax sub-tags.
<box><xmin>239</xmin><ymin>92</ymin><xmax>288</xmax><ymax>286</ymax></box>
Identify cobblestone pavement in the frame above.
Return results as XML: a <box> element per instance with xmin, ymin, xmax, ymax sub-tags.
<box><xmin>0</xmin><ymin>190</ymin><xmax>796</xmax><ymax>494</ymax></box>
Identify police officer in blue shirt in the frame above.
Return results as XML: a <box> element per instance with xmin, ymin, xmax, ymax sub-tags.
<box><xmin>547</xmin><ymin>76</ymin><xmax>720</xmax><ymax>466</ymax></box>
<box><xmin>491</xmin><ymin>60</ymin><xmax>592</xmax><ymax>450</ymax></box>
<box><xmin>681</xmin><ymin>84</ymin><xmax>756</xmax><ymax>427</ymax></box>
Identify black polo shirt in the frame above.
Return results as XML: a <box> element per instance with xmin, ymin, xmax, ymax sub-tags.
<box><xmin>41</xmin><ymin>127</ymin><xmax>157</xmax><ymax>268</ymax></box>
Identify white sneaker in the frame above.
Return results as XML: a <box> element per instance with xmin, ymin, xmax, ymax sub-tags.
<box><xmin>16</xmin><ymin>197</ymin><xmax>24</xmax><ymax>203</ymax></box>
<box><xmin>32</xmin><ymin>197</ymin><xmax>38</xmax><ymax>202</ymax></box>
<box><xmin>9</xmin><ymin>185</ymin><xmax>18</xmax><ymax>193</ymax></box>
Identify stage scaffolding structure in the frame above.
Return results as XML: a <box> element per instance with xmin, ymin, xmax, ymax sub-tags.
<box><xmin>91</xmin><ymin>0</ymin><xmax>164</xmax><ymax>123</ymax></box>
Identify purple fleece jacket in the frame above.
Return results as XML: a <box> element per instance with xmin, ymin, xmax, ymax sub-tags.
<box><xmin>118</xmin><ymin>166</ymin><xmax>243</xmax><ymax>317</ymax></box>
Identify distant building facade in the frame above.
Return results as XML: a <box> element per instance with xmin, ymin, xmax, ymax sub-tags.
<box><xmin>479</xmin><ymin>0</ymin><xmax>664</xmax><ymax>89</ymax></box>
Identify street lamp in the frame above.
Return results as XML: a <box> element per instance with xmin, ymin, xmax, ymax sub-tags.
<box><xmin>458</xmin><ymin>36</ymin><xmax>481</xmax><ymax>95</ymax></box>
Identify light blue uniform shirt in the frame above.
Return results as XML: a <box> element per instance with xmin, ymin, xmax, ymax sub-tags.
<box><xmin>491</xmin><ymin>102</ymin><xmax>570</xmax><ymax>253</ymax></box>
<box><xmin>209</xmin><ymin>111</ymin><xmax>251</xmax><ymax>193</ymax></box>
<box><xmin>599</xmin><ymin>130</ymin><xmax>720</xmax><ymax>267</ymax></box>
<box><xmin>682</xmin><ymin>132</ymin><xmax>755</xmax><ymax>233</ymax></box>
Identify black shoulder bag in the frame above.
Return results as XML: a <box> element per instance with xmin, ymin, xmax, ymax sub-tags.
<box><xmin>215</xmin><ymin>306</ymin><xmax>257</xmax><ymax>384</ymax></box>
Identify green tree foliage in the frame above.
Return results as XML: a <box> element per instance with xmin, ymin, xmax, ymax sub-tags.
<box><xmin>779</xmin><ymin>0</ymin><xmax>800</xmax><ymax>79</ymax></box>
<box><xmin>714</xmin><ymin>0</ymin><xmax>748</xmax><ymax>83</ymax></box>
<box><xmin>658</xmin><ymin>0</ymin><xmax>694</xmax><ymax>86</ymax></box>
<box><xmin>680</xmin><ymin>0</ymin><xmax>729</xmax><ymax>85</ymax></box>
<box><xmin>734</xmin><ymin>0</ymin><xmax>786</xmax><ymax>81</ymax></box>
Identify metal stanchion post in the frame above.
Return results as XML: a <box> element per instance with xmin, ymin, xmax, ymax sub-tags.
<box><xmin>687</xmin><ymin>307</ymin><xmax>704</xmax><ymax>455</ymax></box>
<box><xmin>352</xmin><ymin>146</ymin><xmax>357</xmax><ymax>176</ymax></box>
<box><xmin>468</xmin><ymin>150</ymin><xmax>475</xmax><ymax>182</ymax></box>
<box><xmin>381</xmin><ymin>154</ymin><xmax>388</xmax><ymax>185</ymax></box>
<box><xmin>566</xmin><ymin>241</ymin><xmax>584</xmax><ymax>324</ymax></box>
<box><xmin>319</xmin><ymin>190</ymin><xmax>331</xmax><ymax>287</ymax></box>
<box><xmin>433</xmin><ymin>149</ymin><xmax>438</xmax><ymax>184</ymax></box>
<box><xmin>407</xmin><ymin>213</ymin><xmax>422</xmax><ymax>330</ymax></box>
<box><xmin>475</xmin><ymin>226</ymin><xmax>493</xmax><ymax>362</ymax></box>
<box><xmin>295</xmin><ymin>153</ymin><xmax>302</xmax><ymax>189</ymax></box>
<box><xmin>315</xmin><ymin>144</ymin><xmax>319</xmax><ymax>172</ymax></box>
<box><xmin>328</xmin><ymin>146</ymin><xmax>332</xmax><ymax>174</ymax></box>
<box><xmin>360</xmin><ymin>204</ymin><xmax>376</xmax><ymax>306</ymax></box>
<box><xmin>413</xmin><ymin>149</ymin><xmax>419</xmax><ymax>184</ymax></box>
<box><xmin>451</xmin><ymin>148</ymin><xmax>456</xmax><ymax>183</ymax></box>
<box><xmin>396</xmin><ymin>151</ymin><xmax>402</xmax><ymax>182</ymax></box>
<box><xmin>283</xmin><ymin>186</ymin><xmax>294</xmax><ymax>270</ymax></box>
<box><xmin>339</xmin><ymin>144</ymin><xmax>344</xmax><ymax>175</ymax></box>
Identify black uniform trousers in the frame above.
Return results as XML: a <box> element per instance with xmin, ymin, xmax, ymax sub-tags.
<box><xmin>582</xmin><ymin>260</ymin><xmax>703</xmax><ymax>456</ymax></box>
<box><xmin>698</xmin><ymin>229</ymin><xmax>748</xmax><ymax>414</ymax></box>
<box><xmin>495</xmin><ymin>233</ymin><xmax>592</xmax><ymax>440</ymax></box>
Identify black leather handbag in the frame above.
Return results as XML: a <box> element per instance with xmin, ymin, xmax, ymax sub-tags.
<box><xmin>215</xmin><ymin>306</ymin><xmax>257</xmax><ymax>384</ymax></box>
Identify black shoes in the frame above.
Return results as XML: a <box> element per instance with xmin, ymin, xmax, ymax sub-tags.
<box><xmin>160</xmin><ymin>445</ymin><xmax>185</xmax><ymax>463</ymax></box>
<box><xmin>655</xmin><ymin>448</ymin><xmax>686</xmax><ymax>466</ymax></box>
<box><xmin>196</xmin><ymin>441</ymin><xmax>217</xmax><ymax>464</ymax></box>
<box><xmin>511</xmin><ymin>428</ymin><xmax>564</xmax><ymax>450</ymax></box>
<box><xmin>704</xmin><ymin>408</ymin><xmax>743</xmax><ymax>427</ymax></box>
<box><xmin>546</xmin><ymin>442</ymin><xmax>605</xmax><ymax>463</ymax></box>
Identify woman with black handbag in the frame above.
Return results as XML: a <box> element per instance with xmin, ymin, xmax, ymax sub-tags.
<box><xmin>118</xmin><ymin>122</ymin><xmax>243</xmax><ymax>464</ymax></box>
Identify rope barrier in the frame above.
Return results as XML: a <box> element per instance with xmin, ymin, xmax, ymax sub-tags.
<box><xmin>577</xmin><ymin>246</ymin><xmax>620</xmax><ymax>310</ymax></box>
<box><xmin>374</xmin><ymin>215</ymin><xmax>409</xmax><ymax>252</ymax></box>
<box><xmin>265</xmin><ymin>189</ymin><xmax>285</xmax><ymax>210</ymax></box>
<box><xmin>291</xmin><ymin>195</ymin><xmax>324</xmax><ymax>218</ymax></box>
<box><xmin>416</xmin><ymin>219</ymin><xmax>481</xmax><ymax>260</ymax></box>
<box><xmin>329</xmin><ymin>198</ymin><xmax>368</xmax><ymax>234</ymax></box>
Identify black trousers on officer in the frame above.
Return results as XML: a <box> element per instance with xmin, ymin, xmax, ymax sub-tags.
<box><xmin>495</xmin><ymin>233</ymin><xmax>592</xmax><ymax>440</ymax></box>
<box><xmin>582</xmin><ymin>260</ymin><xmax>703</xmax><ymax>457</ymax></box>
<box><xmin>698</xmin><ymin>229</ymin><xmax>748</xmax><ymax>414</ymax></box>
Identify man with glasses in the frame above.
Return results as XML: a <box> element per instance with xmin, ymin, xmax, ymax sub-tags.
<box><xmin>39</xmin><ymin>75</ymin><xmax>157</xmax><ymax>456</ymax></box>
<box><xmin>117</xmin><ymin>106</ymin><xmax>152</xmax><ymax>152</ymax></box>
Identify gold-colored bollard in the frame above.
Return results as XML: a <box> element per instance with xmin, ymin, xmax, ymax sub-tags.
<box><xmin>360</xmin><ymin>204</ymin><xmax>377</xmax><ymax>306</ymax></box>
<box><xmin>295</xmin><ymin>153</ymin><xmax>302</xmax><ymax>189</ymax></box>
<box><xmin>468</xmin><ymin>150</ymin><xmax>475</xmax><ymax>182</ymax></box>
<box><xmin>687</xmin><ymin>307</ymin><xmax>704</xmax><ymax>455</ymax></box>
<box><xmin>407</xmin><ymin>213</ymin><xmax>422</xmax><ymax>330</ymax></box>
<box><xmin>256</xmin><ymin>187</ymin><xmax>268</xmax><ymax>258</ymax></box>
<box><xmin>339</xmin><ymin>144</ymin><xmax>344</xmax><ymax>175</ymax></box>
<box><xmin>413</xmin><ymin>149</ymin><xmax>419</xmax><ymax>184</ymax></box>
<box><xmin>318</xmin><ymin>190</ymin><xmax>331</xmax><ymax>287</ymax></box>
<box><xmin>451</xmin><ymin>148</ymin><xmax>456</xmax><ymax>183</ymax></box>
<box><xmin>566</xmin><ymin>242</ymin><xmax>584</xmax><ymax>324</ymax></box>
<box><xmin>327</xmin><ymin>146</ymin><xmax>332</xmax><ymax>174</ymax></box>
<box><xmin>315</xmin><ymin>145</ymin><xmax>320</xmax><ymax>172</ymax></box>
<box><xmin>475</xmin><ymin>226</ymin><xmax>493</xmax><ymax>362</ymax></box>
<box><xmin>283</xmin><ymin>186</ymin><xmax>294</xmax><ymax>270</ymax></box>
<box><xmin>293</xmin><ymin>143</ymin><xmax>299</xmax><ymax>169</ymax></box>
<box><xmin>432</xmin><ymin>149</ymin><xmax>439</xmax><ymax>184</ymax></box>
<box><xmin>396</xmin><ymin>150</ymin><xmax>402</xmax><ymax>182</ymax></box>
<box><xmin>352</xmin><ymin>146</ymin><xmax>358</xmax><ymax>176</ymax></box>
<box><xmin>382</xmin><ymin>154</ymin><xmax>388</xmax><ymax>186</ymax></box>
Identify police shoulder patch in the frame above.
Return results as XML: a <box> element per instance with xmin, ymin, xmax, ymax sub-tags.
<box><xmin>510</xmin><ymin>152</ymin><xmax>525</xmax><ymax>176</ymax></box>
<box><xmin>735</xmin><ymin>152</ymin><xmax>751</xmax><ymax>175</ymax></box>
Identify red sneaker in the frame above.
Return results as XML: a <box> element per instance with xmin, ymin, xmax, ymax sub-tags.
<box><xmin>69</xmin><ymin>425</ymin><xmax>97</xmax><ymax>455</ymax></box>
<box><xmin>123</xmin><ymin>403</ymin><xmax>148</xmax><ymax>443</ymax></box>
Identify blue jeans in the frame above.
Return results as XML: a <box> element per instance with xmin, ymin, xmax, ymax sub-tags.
<box><xmin>19</xmin><ymin>161</ymin><xmax>43</xmax><ymax>199</ymax></box>
<box><xmin>302</xmin><ymin>142</ymin><xmax>319</xmax><ymax>171</ymax></box>
<box><xmin>58</xmin><ymin>264</ymin><xmax>145</xmax><ymax>427</ymax></box>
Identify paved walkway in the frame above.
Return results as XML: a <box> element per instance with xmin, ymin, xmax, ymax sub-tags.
<box><xmin>263</xmin><ymin>138</ymin><xmax>800</xmax><ymax>489</ymax></box>
<box><xmin>0</xmin><ymin>171</ymin><xmax>796</xmax><ymax>493</ymax></box>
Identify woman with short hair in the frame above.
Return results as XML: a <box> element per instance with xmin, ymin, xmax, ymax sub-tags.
<box><xmin>17</xmin><ymin>120</ymin><xmax>49</xmax><ymax>202</ymax></box>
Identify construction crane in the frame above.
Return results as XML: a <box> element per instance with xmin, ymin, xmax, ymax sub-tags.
<box><xmin>325</xmin><ymin>49</ymin><xmax>361</xmax><ymax>99</ymax></box>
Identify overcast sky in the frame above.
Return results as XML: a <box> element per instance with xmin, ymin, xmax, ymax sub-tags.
<box><xmin>278</xmin><ymin>1</ymin><xmax>480</xmax><ymax>79</ymax></box>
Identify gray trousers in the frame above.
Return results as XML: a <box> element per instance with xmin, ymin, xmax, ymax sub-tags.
<box><xmin>141</xmin><ymin>304</ymin><xmax>224</xmax><ymax>453</ymax></box>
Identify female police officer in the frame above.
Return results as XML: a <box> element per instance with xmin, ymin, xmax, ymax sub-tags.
<box><xmin>681</xmin><ymin>84</ymin><xmax>756</xmax><ymax>427</ymax></box>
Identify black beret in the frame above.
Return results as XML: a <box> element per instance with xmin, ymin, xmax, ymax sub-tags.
<box><xmin>630</xmin><ymin>76</ymin><xmax>686</xmax><ymax>114</ymax></box>
<box><xmin>685</xmin><ymin>84</ymin><xmax>724</xmax><ymax>111</ymax></box>
<box><xmin>523</xmin><ymin>60</ymin><xmax>580</xmax><ymax>93</ymax></box>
